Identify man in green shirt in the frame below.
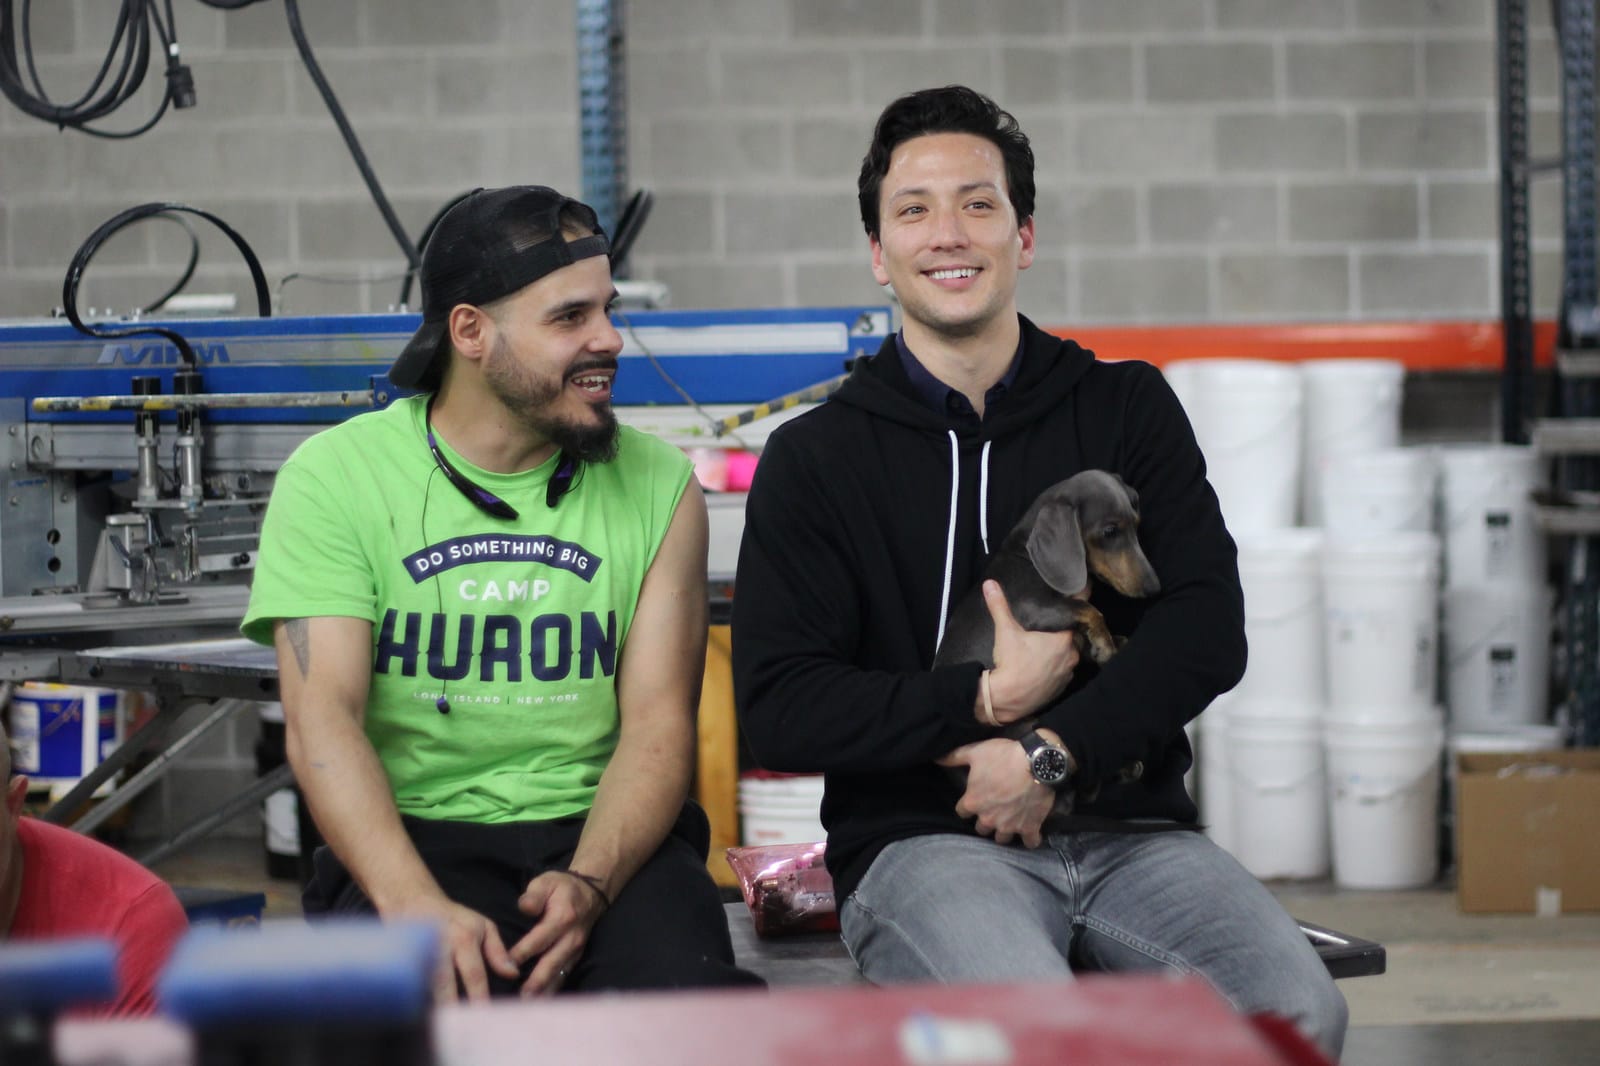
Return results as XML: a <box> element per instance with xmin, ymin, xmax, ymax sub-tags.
<box><xmin>244</xmin><ymin>186</ymin><xmax>758</xmax><ymax>1000</ymax></box>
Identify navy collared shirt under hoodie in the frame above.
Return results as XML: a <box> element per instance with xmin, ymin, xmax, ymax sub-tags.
<box><xmin>732</xmin><ymin>314</ymin><xmax>1245</xmax><ymax>902</ymax></box>
<box><xmin>896</xmin><ymin>330</ymin><xmax>1023</xmax><ymax>422</ymax></box>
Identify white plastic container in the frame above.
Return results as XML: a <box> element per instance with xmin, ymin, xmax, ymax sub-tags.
<box><xmin>1198</xmin><ymin>696</ymin><xmax>1234</xmax><ymax>854</ymax></box>
<box><xmin>739</xmin><ymin>773</ymin><xmax>825</xmax><ymax>846</ymax></box>
<box><xmin>1227</xmin><ymin>702</ymin><xmax>1328</xmax><ymax>880</ymax></box>
<box><xmin>1434</xmin><ymin>444</ymin><xmax>1546</xmax><ymax>588</ymax></box>
<box><xmin>1442</xmin><ymin>583</ymin><xmax>1554</xmax><ymax>730</ymax></box>
<box><xmin>1234</xmin><ymin>529</ymin><xmax>1326</xmax><ymax>706</ymax></box>
<box><xmin>1165</xmin><ymin>359</ymin><xmax>1303</xmax><ymax>533</ymax></box>
<box><xmin>6</xmin><ymin>683</ymin><xmax>124</xmax><ymax>796</ymax></box>
<box><xmin>1301</xmin><ymin>360</ymin><xmax>1405</xmax><ymax>526</ymax></box>
<box><xmin>1323</xmin><ymin>709</ymin><xmax>1444</xmax><ymax>889</ymax></box>
<box><xmin>1319</xmin><ymin>446</ymin><xmax>1438</xmax><ymax>538</ymax></box>
<box><xmin>1321</xmin><ymin>533</ymin><xmax>1441</xmax><ymax>711</ymax></box>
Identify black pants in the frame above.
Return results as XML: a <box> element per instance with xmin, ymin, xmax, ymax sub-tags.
<box><xmin>303</xmin><ymin>801</ymin><xmax>763</xmax><ymax>996</ymax></box>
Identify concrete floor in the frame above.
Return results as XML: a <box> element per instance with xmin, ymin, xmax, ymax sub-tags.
<box><xmin>149</xmin><ymin>839</ymin><xmax>1600</xmax><ymax>1066</ymax></box>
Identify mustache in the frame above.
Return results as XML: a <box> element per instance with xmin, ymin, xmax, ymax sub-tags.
<box><xmin>566</xmin><ymin>357</ymin><xmax>619</xmax><ymax>378</ymax></box>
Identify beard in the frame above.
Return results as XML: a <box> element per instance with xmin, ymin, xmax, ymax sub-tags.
<box><xmin>483</xmin><ymin>336</ymin><xmax>620</xmax><ymax>464</ymax></box>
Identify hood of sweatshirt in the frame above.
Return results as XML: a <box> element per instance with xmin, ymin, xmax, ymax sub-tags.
<box><xmin>826</xmin><ymin>314</ymin><xmax>1099</xmax><ymax>651</ymax></box>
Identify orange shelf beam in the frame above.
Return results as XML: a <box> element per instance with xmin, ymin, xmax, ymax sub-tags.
<box><xmin>1044</xmin><ymin>320</ymin><xmax>1557</xmax><ymax>372</ymax></box>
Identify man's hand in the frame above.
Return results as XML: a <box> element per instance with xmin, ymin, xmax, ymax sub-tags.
<box><xmin>982</xmin><ymin>580</ymin><xmax>1083</xmax><ymax>724</ymax></box>
<box><xmin>509</xmin><ymin>871</ymin><xmax>608</xmax><ymax>997</ymax></box>
<box><xmin>937</xmin><ymin>737</ymin><xmax>1055</xmax><ymax>848</ymax></box>
<box><xmin>392</xmin><ymin>893</ymin><xmax>519</xmax><ymax>1003</ymax></box>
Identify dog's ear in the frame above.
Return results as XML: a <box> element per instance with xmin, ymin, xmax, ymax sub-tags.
<box><xmin>1115</xmin><ymin>474</ymin><xmax>1140</xmax><ymax>515</ymax></box>
<box><xmin>1026</xmin><ymin>497</ymin><xmax>1089</xmax><ymax>596</ymax></box>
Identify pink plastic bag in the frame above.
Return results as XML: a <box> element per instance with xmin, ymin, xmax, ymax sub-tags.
<box><xmin>724</xmin><ymin>841</ymin><xmax>839</xmax><ymax>937</ymax></box>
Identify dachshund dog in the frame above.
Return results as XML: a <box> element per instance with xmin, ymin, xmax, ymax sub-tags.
<box><xmin>933</xmin><ymin>469</ymin><xmax>1160</xmax><ymax>826</ymax></box>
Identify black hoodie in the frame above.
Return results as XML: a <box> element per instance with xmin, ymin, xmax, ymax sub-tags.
<box><xmin>732</xmin><ymin>315</ymin><xmax>1246</xmax><ymax>901</ymax></box>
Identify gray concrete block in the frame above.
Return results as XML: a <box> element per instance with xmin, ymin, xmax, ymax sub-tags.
<box><xmin>1217</xmin><ymin>252</ymin><xmax>1350</xmax><ymax>317</ymax></box>
<box><xmin>292</xmin><ymin>54</ymin><xmax>432</xmax><ymax>118</ymax></box>
<box><xmin>1149</xmin><ymin>183</ymin><xmax>1279</xmax><ymax>244</ymax></box>
<box><xmin>8</xmin><ymin>202</ymin><xmax>149</xmax><ymax>270</ymax></box>
<box><xmin>1356</xmin><ymin>109</ymin><xmax>1489</xmax><ymax>171</ymax></box>
<box><xmin>860</xmin><ymin>47</ymin><xmax>998</xmax><ymax>107</ymax></box>
<box><xmin>1070</xmin><ymin>0</ymin><xmax>1209</xmax><ymax>33</ymax></box>
<box><xmin>793</xmin><ymin>257</ymin><xmax>888</xmax><ymax>308</ymax></box>
<box><xmin>725</xmin><ymin>191</ymin><xmax>862</xmax><ymax>255</ymax></box>
<box><xmin>629</xmin><ymin>190</ymin><xmax>718</xmax><ymax>258</ymax></box>
<box><xmin>297</xmin><ymin>196</ymin><xmax>442</xmax><ymax>262</ymax></box>
<box><xmin>1286</xmin><ymin>41</ymin><xmax>1417</xmax><ymax>101</ymax></box>
<box><xmin>223</xmin><ymin>0</ymin><xmax>360</xmax><ymax>50</ymax></box>
<box><xmin>365</xmin><ymin>0</ymin><xmax>525</xmax><ymax>47</ymax></box>
<box><xmin>1074</xmin><ymin>114</ymin><xmax>1213</xmax><ymax>176</ymax></box>
<box><xmin>164</xmin><ymin>199</ymin><xmax>294</xmax><ymax>272</ymax></box>
<box><xmin>1353</xmin><ymin>0</ymin><xmax>1491</xmax><ymax>31</ymax></box>
<box><xmin>188</xmin><ymin>56</ymin><xmax>293</xmax><ymax>119</ymax></box>
<box><xmin>1216</xmin><ymin>0</ymin><xmax>1350</xmax><ymax>31</ymax></box>
<box><xmin>276</xmin><ymin>273</ymin><xmax>380</xmax><ymax>316</ymax></box>
<box><xmin>434</xmin><ymin>52</ymin><xmax>576</xmax><ymax>115</ymax></box>
<box><xmin>1288</xmin><ymin>181</ymin><xmax>1420</xmax><ymax>242</ymax></box>
<box><xmin>935</xmin><ymin>0</ymin><xmax>1065</xmax><ymax>36</ymax></box>
<box><xmin>205</xmin><ymin>127</ymin><xmax>372</xmax><ymax>194</ymax></box>
<box><xmin>1011</xmin><ymin>112</ymin><xmax>1072</xmax><ymax>181</ymax></box>
<box><xmin>1531</xmin><ymin>179</ymin><xmax>1562</xmax><ymax>243</ymax></box>
<box><xmin>1146</xmin><ymin>43</ymin><xmax>1277</xmax><ymax>104</ymax></box>
<box><xmin>1529</xmin><ymin>105</ymin><xmax>1561</xmax><ymax>160</ymax></box>
<box><xmin>352</xmin><ymin>126</ymin><xmax>494</xmax><ymax>192</ymax></box>
<box><xmin>1001</xmin><ymin>45</ymin><xmax>1136</xmax><ymax>106</ymax></box>
<box><xmin>1016</xmin><ymin>255</ymin><xmax>1068</xmax><ymax>320</ymax></box>
<box><xmin>1078</xmin><ymin>255</ymin><xmax>1210</xmax><ymax>322</ymax></box>
<box><xmin>792</xmin><ymin>0</ymin><xmax>925</xmax><ymax>38</ymax></box>
<box><xmin>1531</xmin><ymin>247</ymin><xmax>1564</xmax><ymax>317</ymax></box>
<box><xmin>647</xmin><ymin>259</ymin><xmax>786</xmax><ymax>308</ymax></box>
<box><xmin>1422</xmin><ymin>40</ymin><xmax>1494</xmax><ymax>100</ymax></box>
<box><xmin>720</xmin><ymin>49</ymin><xmax>854</xmax><ymax>107</ymax></box>
<box><xmin>1</xmin><ymin>130</ymin><xmax>83</xmax><ymax>197</ymax></box>
<box><xmin>1041</xmin><ymin>186</ymin><xmax>1138</xmax><ymax>246</ymax></box>
<box><xmin>21</xmin><ymin>1</ymin><xmax>74</xmax><ymax>54</ymax></box>
<box><xmin>0</xmin><ymin>274</ymin><xmax>69</xmax><ymax>318</ymax></box>
<box><xmin>491</xmin><ymin>119</ymin><xmax>582</xmax><ymax>192</ymax></box>
<box><xmin>793</xmin><ymin>118</ymin><xmax>871</xmax><ymax>181</ymax></box>
<box><xmin>1216</xmin><ymin>112</ymin><xmax>1347</xmax><ymax>172</ymax></box>
<box><xmin>631</xmin><ymin>45</ymin><xmax>717</xmax><ymax>113</ymax></box>
<box><xmin>1358</xmin><ymin>250</ymin><xmax>1491</xmax><ymax>314</ymax></box>
<box><xmin>644</xmin><ymin>119</ymin><xmax>786</xmax><ymax>183</ymax></box>
<box><xmin>629</xmin><ymin>0</ymin><xmax>788</xmax><ymax>39</ymax></box>
<box><xmin>1425</xmin><ymin>180</ymin><xmax>1495</xmax><ymax>241</ymax></box>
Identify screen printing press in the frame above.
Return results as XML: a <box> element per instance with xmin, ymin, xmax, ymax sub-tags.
<box><xmin>0</xmin><ymin>305</ymin><xmax>891</xmax><ymax>851</ymax></box>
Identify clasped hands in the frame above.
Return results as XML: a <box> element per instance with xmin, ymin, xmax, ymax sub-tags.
<box><xmin>936</xmin><ymin>580</ymin><xmax>1081</xmax><ymax>848</ymax></box>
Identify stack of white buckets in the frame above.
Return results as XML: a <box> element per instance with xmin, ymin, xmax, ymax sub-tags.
<box><xmin>1166</xmin><ymin>358</ymin><xmax>1556</xmax><ymax>890</ymax></box>
<box><xmin>739</xmin><ymin>771</ymin><xmax>827</xmax><ymax>846</ymax></box>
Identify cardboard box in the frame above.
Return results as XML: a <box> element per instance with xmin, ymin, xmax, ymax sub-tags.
<box><xmin>1456</xmin><ymin>750</ymin><xmax>1600</xmax><ymax>914</ymax></box>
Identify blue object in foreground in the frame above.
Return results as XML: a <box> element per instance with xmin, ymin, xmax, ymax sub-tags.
<box><xmin>0</xmin><ymin>938</ymin><xmax>117</xmax><ymax>1013</ymax></box>
<box><xmin>158</xmin><ymin>919</ymin><xmax>440</xmax><ymax>1027</ymax></box>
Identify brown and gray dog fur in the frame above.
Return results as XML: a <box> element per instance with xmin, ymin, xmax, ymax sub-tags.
<box><xmin>933</xmin><ymin>469</ymin><xmax>1161</xmax><ymax>829</ymax></box>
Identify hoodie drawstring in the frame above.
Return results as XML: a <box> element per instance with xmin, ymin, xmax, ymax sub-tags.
<box><xmin>934</xmin><ymin>433</ymin><xmax>994</xmax><ymax>653</ymax></box>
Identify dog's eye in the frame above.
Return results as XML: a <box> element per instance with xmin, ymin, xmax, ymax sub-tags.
<box><xmin>1100</xmin><ymin>524</ymin><xmax>1120</xmax><ymax>539</ymax></box>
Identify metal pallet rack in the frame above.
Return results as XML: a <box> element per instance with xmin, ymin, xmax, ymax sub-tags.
<box><xmin>1503</xmin><ymin>0</ymin><xmax>1600</xmax><ymax>745</ymax></box>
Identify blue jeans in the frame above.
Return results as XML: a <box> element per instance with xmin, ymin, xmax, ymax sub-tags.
<box><xmin>839</xmin><ymin>831</ymin><xmax>1347</xmax><ymax>1061</ymax></box>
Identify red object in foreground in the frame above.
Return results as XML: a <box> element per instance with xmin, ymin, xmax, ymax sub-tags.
<box><xmin>55</xmin><ymin>975</ymin><xmax>1332</xmax><ymax>1066</ymax></box>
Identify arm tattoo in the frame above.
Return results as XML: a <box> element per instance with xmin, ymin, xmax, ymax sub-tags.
<box><xmin>284</xmin><ymin>618</ymin><xmax>313</xmax><ymax>678</ymax></box>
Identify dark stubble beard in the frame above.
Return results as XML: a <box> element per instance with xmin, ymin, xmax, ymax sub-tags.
<box><xmin>484</xmin><ymin>335</ymin><xmax>620</xmax><ymax>464</ymax></box>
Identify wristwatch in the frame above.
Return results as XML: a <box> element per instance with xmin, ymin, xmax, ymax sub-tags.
<box><xmin>1019</xmin><ymin>730</ymin><xmax>1073</xmax><ymax>788</ymax></box>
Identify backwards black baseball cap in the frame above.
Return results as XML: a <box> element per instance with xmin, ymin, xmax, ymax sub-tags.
<box><xmin>390</xmin><ymin>186</ymin><xmax>610</xmax><ymax>390</ymax></box>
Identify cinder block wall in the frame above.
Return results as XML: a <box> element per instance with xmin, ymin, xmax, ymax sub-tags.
<box><xmin>0</xmin><ymin>0</ymin><xmax>1569</xmax><ymax>324</ymax></box>
<box><xmin>0</xmin><ymin>0</ymin><xmax>1562</xmax><ymax>845</ymax></box>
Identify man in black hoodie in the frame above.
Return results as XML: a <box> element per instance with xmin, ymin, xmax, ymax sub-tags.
<box><xmin>732</xmin><ymin>86</ymin><xmax>1347</xmax><ymax>1060</ymax></box>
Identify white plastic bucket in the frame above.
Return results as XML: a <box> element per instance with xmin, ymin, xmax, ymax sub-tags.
<box><xmin>1323</xmin><ymin>711</ymin><xmax>1444</xmax><ymax>889</ymax></box>
<box><xmin>5</xmin><ymin>684</ymin><xmax>124</xmax><ymax>796</ymax></box>
<box><xmin>1234</xmin><ymin>529</ymin><xmax>1326</xmax><ymax>705</ymax></box>
<box><xmin>1321</xmin><ymin>533</ymin><xmax>1440</xmax><ymax>711</ymax></box>
<box><xmin>1198</xmin><ymin>696</ymin><xmax>1234</xmax><ymax>853</ymax></box>
<box><xmin>739</xmin><ymin>773</ymin><xmax>825</xmax><ymax>846</ymax></box>
<box><xmin>1166</xmin><ymin>359</ymin><xmax>1303</xmax><ymax>533</ymax></box>
<box><xmin>1435</xmin><ymin>444</ymin><xmax>1546</xmax><ymax>588</ymax></box>
<box><xmin>1319</xmin><ymin>447</ymin><xmax>1438</xmax><ymax>538</ymax></box>
<box><xmin>1228</xmin><ymin>703</ymin><xmax>1328</xmax><ymax>880</ymax></box>
<box><xmin>1442</xmin><ymin>584</ymin><xmax>1554</xmax><ymax>731</ymax></box>
<box><xmin>1301</xmin><ymin>360</ymin><xmax>1405</xmax><ymax>526</ymax></box>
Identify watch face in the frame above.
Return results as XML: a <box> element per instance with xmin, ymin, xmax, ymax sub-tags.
<box><xmin>1031</xmin><ymin>745</ymin><xmax>1071</xmax><ymax>785</ymax></box>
